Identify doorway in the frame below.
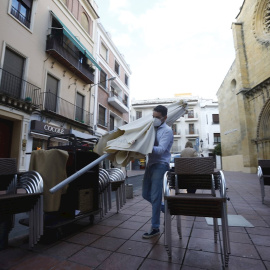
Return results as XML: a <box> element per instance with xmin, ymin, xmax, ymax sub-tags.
<box><xmin>0</xmin><ymin>118</ymin><xmax>13</xmax><ymax>158</ymax></box>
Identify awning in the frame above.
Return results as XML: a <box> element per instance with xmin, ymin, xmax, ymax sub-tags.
<box><xmin>50</xmin><ymin>11</ymin><xmax>101</xmax><ymax>71</ymax></box>
<box><xmin>30</xmin><ymin>132</ymin><xmax>69</xmax><ymax>143</ymax></box>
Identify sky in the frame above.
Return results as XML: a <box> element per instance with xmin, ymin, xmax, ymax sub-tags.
<box><xmin>95</xmin><ymin>0</ymin><xmax>244</xmax><ymax>101</ymax></box>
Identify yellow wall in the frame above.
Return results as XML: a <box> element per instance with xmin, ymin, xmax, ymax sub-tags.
<box><xmin>217</xmin><ymin>0</ymin><xmax>270</xmax><ymax>173</ymax></box>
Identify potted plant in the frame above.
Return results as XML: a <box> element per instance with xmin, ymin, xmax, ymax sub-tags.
<box><xmin>25</xmin><ymin>97</ymin><xmax>32</xmax><ymax>103</ymax></box>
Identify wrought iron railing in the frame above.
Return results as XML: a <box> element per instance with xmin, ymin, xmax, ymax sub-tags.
<box><xmin>46</xmin><ymin>35</ymin><xmax>95</xmax><ymax>83</ymax></box>
<box><xmin>98</xmin><ymin>119</ymin><xmax>108</xmax><ymax>127</ymax></box>
<box><xmin>10</xmin><ymin>6</ymin><xmax>30</xmax><ymax>28</ymax></box>
<box><xmin>0</xmin><ymin>68</ymin><xmax>41</xmax><ymax>105</ymax></box>
<box><xmin>185</xmin><ymin>129</ymin><xmax>199</xmax><ymax>135</ymax></box>
<box><xmin>40</xmin><ymin>92</ymin><xmax>93</xmax><ymax>126</ymax></box>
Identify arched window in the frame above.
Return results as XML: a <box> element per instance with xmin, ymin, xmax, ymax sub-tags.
<box><xmin>81</xmin><ymin>12</ymin><xmax>89</xmax><ymax>33</ymax></box>
<box><xmin>231</xmin><ymin>79</ymin><xmax>236</xmax><ymax>92</ymax></box>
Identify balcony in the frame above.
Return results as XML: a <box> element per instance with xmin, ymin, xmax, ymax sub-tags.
<box><xmin>46</xmin><ymin>35</ymin><xmax>95</xmax><ymax>84</ymax></box>
<box><xmin>185</xmin><ymin>112</ymin><xmax>198</xmax><ymax>121</ymax></box>
<box><xmin>108</xmin><ymin>92</ymin><xmax>129</xmax><ymax>113</ymax></box>
<box><xmin>173</xmin><ymin>131</ymin><xmax>181</xmax><ymax>137</ymax></box>
<box><xmin>0</xmin><ymin>68</ymin><xmax>41</xmax><ymax>112</ymax></box>
<box><xmin>185</xmin><ymin>129</ymin><xmax>199</xmax><ymax>137</ymax></box>
<box><xmin>39</xmin><ymin>92</ymin><xmax>93</xmax><ymax>128</ymax></box>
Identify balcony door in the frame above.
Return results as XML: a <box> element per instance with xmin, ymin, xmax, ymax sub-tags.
<box><xmin>1</xmin><ymin>48</ymin><xmax>24</xmax><ymax>99</ymax></box>
<box><xmin>45</xmin><ymin>74</ymin><xmax>58</xmax><ymax>112</ymax></box>
<box><xmin>75</xmin><ymin>93</ymin><xmax>84</xmax><ymax>122</ymax></box>
<box><xmin>110</xmin><ymin>115</ymin><xmax>114</xmax><ymax>131</ymax></box>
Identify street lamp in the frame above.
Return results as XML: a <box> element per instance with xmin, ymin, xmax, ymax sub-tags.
<box><xmin>200</xmin><ymin>139</ymin><xmax>203</xmax><ymax>149</ymax></box>
<box><xmin>88</xmin><ymin>76</ymin><xmax>116</xmax><ymax>92</ymax></box>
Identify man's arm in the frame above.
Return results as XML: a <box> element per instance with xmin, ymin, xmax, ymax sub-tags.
<box><xmin>152</xmin><ymin>129</ymin><xmax>173</xmax><ymax>155</ymax></box>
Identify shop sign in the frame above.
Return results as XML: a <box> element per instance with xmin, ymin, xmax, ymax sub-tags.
<box><xmin>30</xmin><ymin>120</ymin><xmax>70</xmax><ymax>135</ymax></box>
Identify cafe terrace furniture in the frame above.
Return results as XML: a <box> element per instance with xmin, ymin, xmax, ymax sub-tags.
<box><xmin>257</xmin><ymin>159</ymin><xmax>270</xmax><ymax>204</ymax></box>
<box><xmin>163</xmin><ymin>157</ymin><xmax>230</xmax><ymax>267</ymax></box>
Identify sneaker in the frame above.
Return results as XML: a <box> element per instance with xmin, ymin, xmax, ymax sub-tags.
<box><xmin>142</xmin><ymin>228</ymin><xmax>160</xmax><ymax>239</ymax></box>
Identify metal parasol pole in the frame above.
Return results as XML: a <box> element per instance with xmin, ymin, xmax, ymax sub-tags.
<box><xmin>49</xmin><ymin>153</ymin><xmax>111</xmax><ymax>194</ymax></box>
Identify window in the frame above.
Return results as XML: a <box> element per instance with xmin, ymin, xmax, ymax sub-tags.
<box><xmin>214</xmin><ymin>133</ymin><xmax>221</xmax><ymax>144</ymax></box>
<box><xmin>99</xmin><ymin>70</ymin><xmax>107</xmax><ymax>89</ymax></box>
<box><xmin>75</xmin><ymin>93</ymin><xmax>84</xmax><ymax>122</ymax></box>
<box><xmin>189</xmin><ymin>123</ymin><xmax>194</xmax><ymax>134</ymax></box>
<box><xmin>188</xmin><ymin>110</ymin><xmax>194</xmax><ymax>118</ymax></box>
<box><xmin>123</xmin><ymin>94</ymin><xmax>128</xmax><ymax>106</ymax></box>
<box><xmin>1</xmin><ymin>47</ymin><xmax>25</xmax><ymax>99</ymax></box>
<box><xmin>45</xmin><ymin>74</ymin><xmax>58</xmax><ymax>112</ymax></box>
<box><xmin>110</xmin><ymin>115</ymin><xmax>114</xmax><ymax>131</ymax></box>
<box><xmin>11</xmin><ymin>0</ymin><xmax>32</xmax><ymax>28</ymax></box>
<box><xmin>98</xmin><ymin>105</ymin><xmax>106</xmax><ymax>126</ymax></box>
<box><xmin>136</xmin><ymin>111</ymin><xmax>142</xmax><ymax>120</ymax></box>
<box><xmin>125</xmin><ymin>74</ymin><xmax>129</xmax><ymax>86</ymax></box>
<box><xmin>32</xmin><ymin>138</ymin><xmax>45</xmax><ymax>151</ymax></box>
<box><xmin>100</xmin><ymin>43</ymin><xmax>108</xmax><ymax>61</ymax></box>
<box><xmin>115</xmin><ymin>61</ymin><xmax>120</xmax><ymax>75</ymax></box>
<box><xmin>212</xmin><ymin>114</ymin><xmax>219</xmax><ymax>124</ymax></box>
<box><xmin>81</xmin><ymin>12</ymin><xmax>89</xmax><ymax>33</ymax></box>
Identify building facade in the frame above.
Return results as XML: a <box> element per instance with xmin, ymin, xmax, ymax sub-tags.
<box><xmin>92</xmin><ymin>23</ymin><xmax>131</xmax><ymax>138</ymax></box>
<box><xmin>131</xmin><ymin>97</ymin><xmax>220</xmax><ymax>158</ymax></box>
<box><xmin>0</xmin><ymin>0</ymin><xmax>101</xmax><ymax>171</ymax></box>
<box><xmin>217</xmin><ymin>0</ymin><xmax>270</xmax><ymax>173</ymax></box>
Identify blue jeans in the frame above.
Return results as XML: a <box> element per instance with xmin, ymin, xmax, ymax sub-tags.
<box><xmin>142</xmin><ymin>163</ymin><xmax>169</xmax><ymax>230</ymax></box>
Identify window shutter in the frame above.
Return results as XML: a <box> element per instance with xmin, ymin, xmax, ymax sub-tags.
<box><xmin>100</xmin><ymin>43</ymin><xmax>107</xmax><ymax>60</ymax></box>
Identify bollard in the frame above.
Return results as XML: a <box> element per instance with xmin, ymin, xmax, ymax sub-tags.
<box><xmin>125</xmin><ymin>184</ymin><xmax>133</xmax><ymax>199</ymax></box>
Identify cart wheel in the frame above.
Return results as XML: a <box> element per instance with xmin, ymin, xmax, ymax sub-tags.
<box><xmin>89</xmin><ymin>215</ymin><xmax>94</xmax><ymax>225</ymax></box>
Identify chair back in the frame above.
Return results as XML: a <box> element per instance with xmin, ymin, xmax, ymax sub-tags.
<box><xmin>174</xmin><ymin>157</ymin><xmax>215</xmax><ymax>190</ymax></box>
<box><xmin>174</xmin><ymin>157</ymin><xmax>214</xmax><ymax>174</ymax></box>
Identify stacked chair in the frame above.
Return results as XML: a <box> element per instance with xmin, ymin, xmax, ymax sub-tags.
<box><xmin>98</xmin><ymin>168</ymin><xmax>126</xmax><ymax>216</ymax></box>
<box><xmin>257</xmin><ymin>159</ymin><xmax>270</xmax><ymax>204</ymax></box>
<box><xmin>98</xmin><ymin>168</ymin><xmax>112</xmax><ymax>218</ymax></box>
<box><xmin>106</xmin><ymin>168</ymin><xmax>126</xmax><ymax>213</ymax></box>
<box><xmin>163</xmin><ymin>157</ymin><xmax>230</xmax><ymax>267</ymax></box>
<box><xmin>0</xmin><ymin>158</ymin><xmax>43</xmax><ymax>249</ymax></box>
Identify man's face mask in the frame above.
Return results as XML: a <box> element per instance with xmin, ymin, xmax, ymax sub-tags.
<box><xmin>153</xmin><ymin>117</ymin><xmax>163</xmax><ymax>127</ymax></box>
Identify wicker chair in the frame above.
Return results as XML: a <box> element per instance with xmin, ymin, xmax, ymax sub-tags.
<box><xmin>163</xmin><ymin>157</ymin><xmax>230</xmax><ymax>267</ymax></box>
<box><xmin>257</xmin><ymin>160</ymin><xmax>270</xmax><ymax>204</ymax></box>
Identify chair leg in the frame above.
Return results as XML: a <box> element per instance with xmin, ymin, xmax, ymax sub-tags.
<box><xmin>164</xmin><ymin>202</ymin><xmax>172</xmax><ymax>258</ymax></box>
<box><xmin>260</xmin><ymin>178</ymin><xmax>265</xmax><ymax>204</ymax></box>
<box><xmin>176</xmin><ymin>215</ymin><xmax>182</xmax><ymax>239</ymax></box>
<box><xmin>221</xmin><ymin>204</ymin><xmax>230</xmax><ymax>267</ymax></box>
<box><xmin>116</xmin><ymin>189</ymin><xmax>120</xmax><ymax>213</ymax></box>
<box><xmin>123</xmin><ymin>183</ymin><xmax>126</xmax><ymax>204</ymax></box>
<box><xmin>108</xmin><ymin>185</ymin><xmax>112</xmax><ymax>210</ymax></box>
<box><xmin>104</xmin><ymin>188</ymin><xmax>108</xmax><ymax>215</ymax></box>
<box><xmin>213</xmin><ymin>218</ymin><xmax>218</xmax><ymax>243</ymax></box>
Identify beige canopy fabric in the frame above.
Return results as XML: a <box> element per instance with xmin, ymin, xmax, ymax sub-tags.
<box><xmin>94</xmin><ymin>100</ymin><xmax>188</xmax><ymax>167</ymax></box>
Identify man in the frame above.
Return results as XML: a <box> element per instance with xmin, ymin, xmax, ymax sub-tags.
<box><xmin>142</xmin><ymin>105</ymin><xmax>173</xmax><ymax>238</ymax></box>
